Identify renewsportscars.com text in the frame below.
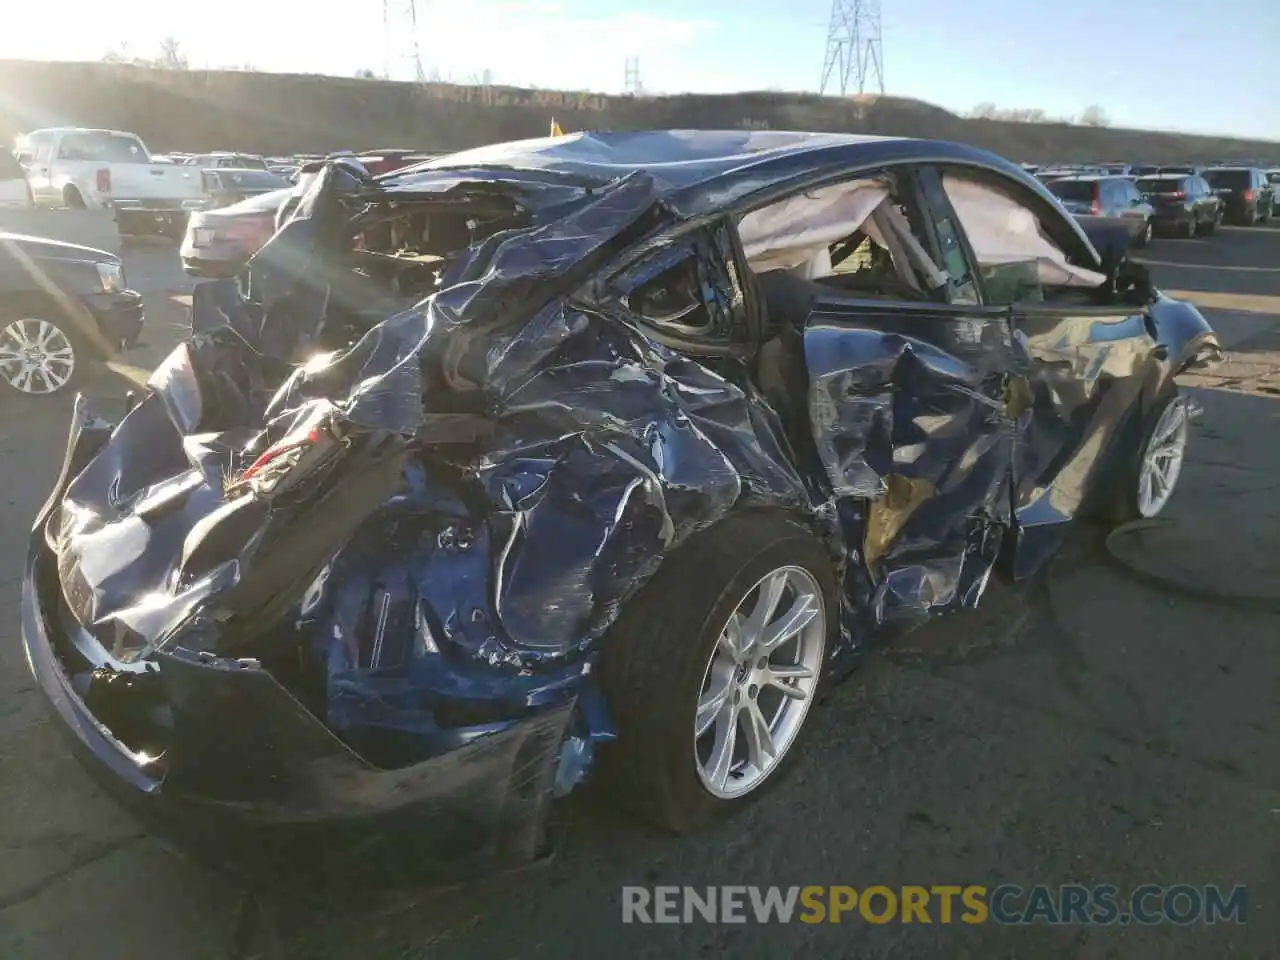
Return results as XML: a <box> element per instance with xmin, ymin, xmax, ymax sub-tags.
<box><xmin>621</xmin><ymin>884</ymin><xmax>1248</xmax><ymax>926</ymax></box>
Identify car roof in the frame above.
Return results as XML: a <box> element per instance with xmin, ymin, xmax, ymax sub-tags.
<box><xmin>384</xmin><ymin>128</ymin><xmax>1102</xmax><ymax>271</ymax></box>
<box><xmin>22</xmin><ymin>127</ymin><xmax>140</xmax><ymax>138</ymax></box>
<box><xmin>1137</xmin><ymin>173</ymin><xmax>1188</xmax><ymax>180</ymax></box>
<box><xmin>1046</xmin><ymin>174</ymin><xmax>1128</xmax><ymax>183</ymax></box>
<box><xmin>406</xmin><ymin>130</ymin><xmax>905</xmax><ymax>188</ymax></box>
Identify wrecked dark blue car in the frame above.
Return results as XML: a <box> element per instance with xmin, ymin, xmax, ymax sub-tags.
<box><xmin>21</xmin><ymin>131</ymin><xmax>1221</xmax><ymax>891</ymax></box>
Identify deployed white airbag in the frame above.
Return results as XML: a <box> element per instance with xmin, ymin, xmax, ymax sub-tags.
<box><xmin>942</xmin><ymin>176</ymin><xmax>1106</xmax><ymax>288</ymax></box>
<box><xmin>739</xmin><ymin>179</ymin><xmax>890</xmax><ymax>274</ymax></box>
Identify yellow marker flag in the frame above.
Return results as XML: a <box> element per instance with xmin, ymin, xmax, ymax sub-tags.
<box><xmin>550</xmin><ymin>118</ymin><xmax>564</xmax><ymax>137</ymax></box>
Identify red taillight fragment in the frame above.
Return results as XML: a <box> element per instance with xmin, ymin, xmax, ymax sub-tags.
<box><xmin>1090</xmin><ymin>196</ymin><xmax>1101</xmax><ymax>215</ymax></box>
<box><xmin>96</xmin><ymin>168</ymin><xmax>111</xmax><ymax>193</ymax></box>
<box><xmin>1242</xmin><ymin>189</ymin><xmax>1254</xmax><ymax>202</ymax></box>
<box><xmin>239</xmin><ymin>427</ymin><xmax>325</xmax><ymax>482</ymax></box>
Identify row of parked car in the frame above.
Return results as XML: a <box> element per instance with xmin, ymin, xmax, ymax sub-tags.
<box><xmin>0</xmin><ymin>128</ymin><xmax>439</xmax><ymax>240</ymax></box>
<box><xmin>1023</xmin><ymin>162</ymin><xmax>1280</xmax><ymax>245</ymax></box>
<box><xmin>0</xmin><ymin>132</ymin><xmax>440</xmax><ymax>399</ymax></box>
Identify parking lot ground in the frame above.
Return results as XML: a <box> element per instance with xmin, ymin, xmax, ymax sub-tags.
<box><xmin>1</xmin><ymin>229</ymin><xmax>1277</xmax><ymax>959</ymax></box>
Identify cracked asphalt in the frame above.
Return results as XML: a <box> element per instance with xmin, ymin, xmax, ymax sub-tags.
<box><xmin>1</xmin><ymin>228</ymin><xmax>1277</xmax><ymax>959</ymax></box>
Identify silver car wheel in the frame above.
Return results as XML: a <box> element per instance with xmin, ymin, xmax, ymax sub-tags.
<box><xmin>694</xmin><ymin>565</ymin><xmax>826</xmax><ymax>799</ymax></box>
<box><xmin>1137</xmin><ymin>398</ymin><xmax>1189</xmax><ymax>517</ymax></box>
<box><xmin>0</xmin><ymin>318</ymin><xmax>77</xmax><ymax>395</ymax></box>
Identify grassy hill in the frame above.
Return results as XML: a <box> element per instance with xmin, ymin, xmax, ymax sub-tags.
<box><xmin>1</xmin><ymin>59</ymin><xmax>1275</xmax><ymax>164</ymax></box>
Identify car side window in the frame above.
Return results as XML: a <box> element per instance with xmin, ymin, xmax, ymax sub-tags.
<box><xmin>938</xmin><ymin>169</ymin><xmax>1107</xmax><ymax>307</ymax></box>
<box><xmin>32</xmin><ymin>136</ymin><xmax>52</xmax><ymax>164</ymax></box>
<box><xmin>615</xmin><ymin>223</ymin><xmax>744</xmax><ymax>342</ymax></box>
<box><xmin>729</xmin><ymin>171</ymin><xmax>950</xmax><ymax>314</ymax></box>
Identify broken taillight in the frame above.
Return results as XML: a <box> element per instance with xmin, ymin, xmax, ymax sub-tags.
<box><xmin>96</xmin><ymin>168</ymin><xmax>111</xmax><ymax>194</ymax></box>
<box><xmin>226</xmin><ymin>406</ymin><xmax>346</xmax><ymax>501</ymax></box>
<box><xmin>1090</xmin><ymin>194</ymin><xmax>1102</xmax><ymax>215</ymax></box>
<box><xmin>1242</xmin><ymin>188</ymin><xmax>1255</xmax><ymax>202</ymax></box>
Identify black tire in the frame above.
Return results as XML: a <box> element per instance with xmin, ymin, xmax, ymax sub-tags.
<box><xmin>1135</xmin><ymin>219</ymin><xmax>1153</xmax><ymax>247</ymax></box>
<box><xmin>0</xmin><ymin>312</ymin><xmax>86</xmax><ymax>399</ymax></box>
<box><xmin>1105</xmin><ymin>383</ymin><xmax>1186</xmax><ymax>524</ymax></box>
<box><xmin>62</xmin><ymin>185</ymin><xmax>86</xmax><ymax>209</ymax></box>
<box><xmin>594</xmin><ymin>510</ymin><xmax>837</xmax><ymax>834</ymax></box>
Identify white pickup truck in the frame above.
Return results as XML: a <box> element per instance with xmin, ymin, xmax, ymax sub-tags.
<box><xmin>15</xmin><ymin>127</ymin><xmax>205</xmax><ymax>239</ymax></box>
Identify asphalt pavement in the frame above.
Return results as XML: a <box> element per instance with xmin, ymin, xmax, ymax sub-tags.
<box><xmin>0</xmin><ymin>228</ymin><xmax>1277</xmax><ymax>959</ymax></box>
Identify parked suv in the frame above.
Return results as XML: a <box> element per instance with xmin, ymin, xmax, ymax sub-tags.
<box><xmin>1135</xmin><ymin>174</ymin><xmax>1223</xmax><ymax>237</ymax></box>
<box><xmin>1045</xmin><ymin>175</ymin><xmax>1154</xmax><ymax>246</ymax></box>
<box><xmin>1203</xmin><ymin>167</ymin><xmax>1273</xmax><ymax>225</ymax></box>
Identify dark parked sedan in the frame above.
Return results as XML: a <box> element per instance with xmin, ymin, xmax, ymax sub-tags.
<box><xmin>1135</xmin><ymin>174</ymin><xmax>1223</xmax><ymax>237</ymax></box>
<box><xmin>23</xmin><ymin>132</ymin><xmax>1220</xmax><ymax>891</ymax></box>
<box><xmin>0</xmin><ymin>232</ymin><xmax>143</xmax><ymax>397</ymax></box>
<box><xmin>179</xmin><ymin>186</ymin><xmax>290</xmax><ymax>277</ymax></box>
<box><xmin>1203</xmin><ymin>167</ymin><xmax>1273</xmax><ymax>225</ymax></box>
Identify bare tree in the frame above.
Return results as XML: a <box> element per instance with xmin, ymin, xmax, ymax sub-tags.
<box><xmin>1079</xmin><ymin>104</ymin><xmax>1111</xmax><ymax>127</ymax></box>
<box><xmin>354</xmin><ymin>68</ymin><xmax>378</xmax><ymax>79</ymax></box>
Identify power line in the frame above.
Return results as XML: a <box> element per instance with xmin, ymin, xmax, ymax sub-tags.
<box><xmin>819</xmin><ymin>0</ymin><xmax>884</xmax><ymax>96</ymax></box>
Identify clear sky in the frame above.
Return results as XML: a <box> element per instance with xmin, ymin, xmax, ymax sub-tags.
<box><xmin>1</xmin><ymin>0</ymin><xmax>1276</xmax><ymax>140</ymax></box>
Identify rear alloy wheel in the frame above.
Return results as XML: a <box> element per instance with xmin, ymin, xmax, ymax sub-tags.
<box><xmin>1181</xmin><ymin>216</ymin><xmax>1197</xmax><ymax>238</ymax></box>
<box><xmin>0</xmin><ymin>318</ymin><xmax>79</xmax><ymax>396</ymax></box>
<box><xmin>595</xmin><ymin>512</ymin><xmax>836</xmax><ymax>833</ymax></box>
<box><xmin>1137</xmin><ymin>219</ymin><xmax>1153</xmax><ymax>247</ymax></box>
<box><xmin>693</xmin><ymin>565</ymin><xmax>826</xmax><ymax>799</ymax></box>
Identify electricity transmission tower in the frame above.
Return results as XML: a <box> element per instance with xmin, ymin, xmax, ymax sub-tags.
<box><xmin>624</xmin><ymin>56</ymin><xmax>643</xmax><ymax>95</ymax></box>
<box><xmin>383</xmin><ymin>0</ymin><xmax>428</xmax><ymax>81</ymax></box>
<box><xmin>819</xmin><ymin>0</ymin><xmax>884</xmax><ymax>96</ymax></box>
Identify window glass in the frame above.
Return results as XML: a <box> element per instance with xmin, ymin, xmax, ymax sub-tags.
<box><xmin>941</xmin><ymin>172</ymin><xmax>1106</xmax><ymax>306</ymax></box>
<box><xmin>57</xmin><ymin>132</ymin><xmax>147</xmax><ymax>163</ymax></box>
<box><xmin>629</xmin><ymin>256</ymin><xmax>711</xmax><ymax>335</ymax></box>
<box><xmin>1047</xmin><ymin>180</ymin><xmax>1095</xmax><ymax>203</ymax></box>
<box><xmin>620</xmin><ymin>226</ymin><xmax>743</xmax><ymax>341</ymax></box>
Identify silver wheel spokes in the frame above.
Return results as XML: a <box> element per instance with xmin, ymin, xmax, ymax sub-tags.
<box><xmin>0</xmin><ymin>319</ymin><xmax>76</xmax><ymax>395</ymax></box>
<box><xmin>1137</xmin><ymin>399</ymin><xmax>1188</xmax><ymax>517</ymax></box>
<box><xmin>695</xmin><ymin>565</ymin><xmax>826</xmax><ymax>799</ymax></box>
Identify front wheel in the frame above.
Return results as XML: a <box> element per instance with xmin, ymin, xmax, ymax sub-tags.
<box><xmin>1136</xmin><ymin>219</ymin><xmax>1153</xmax><ymax>247</ymax></box>
<box><xmin>595</xmin><ymin>511</ymin><xmax>836</xmax><ymax>833</ymax></box>
<box><xmin>1108</xmin><ymin>386</ymin><xmax>1190</xmax><ymax>522</ymax></box>
<box><xmin>0</xmin><ymin>316</ymin><xmax>82</xmax><ymax>397</ymax></box>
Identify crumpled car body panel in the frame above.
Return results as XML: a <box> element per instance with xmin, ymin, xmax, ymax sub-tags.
<box><xmin>22</xmin><ymin>131</ymin><xmax>1220</xmax><ymax>887</ymax></box>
